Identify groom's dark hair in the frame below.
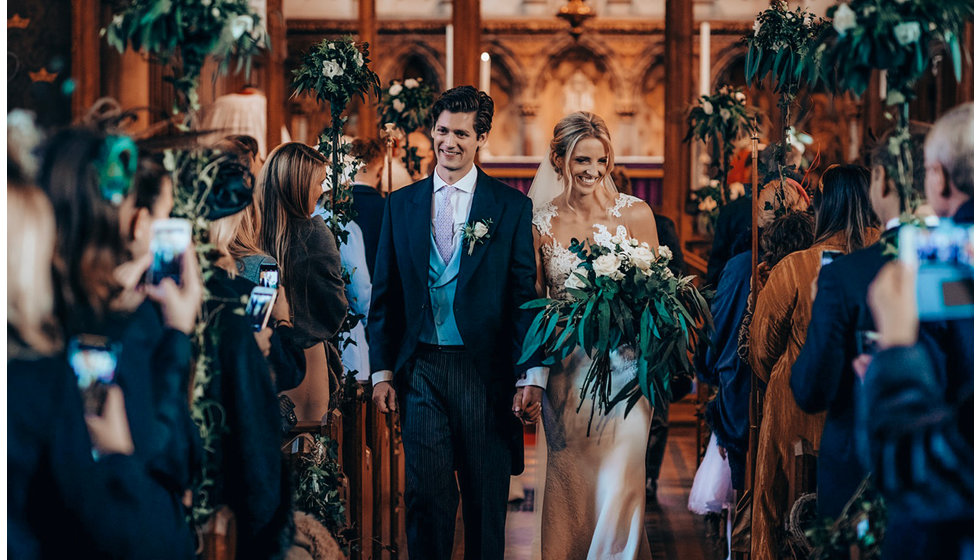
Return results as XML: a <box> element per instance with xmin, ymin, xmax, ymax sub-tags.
<box><xmin>429</xmin><ymin>86</ymin><xmax>494</xmax><ymax>137</ymax></box>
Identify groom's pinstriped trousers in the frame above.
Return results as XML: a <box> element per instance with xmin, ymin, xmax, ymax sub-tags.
<box><xmin>399</xmin><ymin>343</ymin><xmax>512</xmax><ymax>560</ymax></box>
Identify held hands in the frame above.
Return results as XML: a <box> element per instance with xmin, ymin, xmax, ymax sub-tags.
<box><xmin>373</xmin><ymin>381</ymin><xmax>398</xmax><ymax>414</ymax></box>
<box><xmin>513</xmin><ymin>386</ymin><xmax>544</xmax><ymax>425</ymax></box>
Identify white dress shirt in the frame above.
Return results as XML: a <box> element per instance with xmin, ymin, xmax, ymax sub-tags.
<box><xmin>372</xmin><ymin>164</ymin><xmax>549</xmax><ymax>389</ymax></box>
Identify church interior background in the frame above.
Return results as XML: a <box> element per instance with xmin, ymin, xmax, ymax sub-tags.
<box><xmin>7</xmin><ymin>1</ymin><xmax>973</xmax><ymax>558</ymax></box>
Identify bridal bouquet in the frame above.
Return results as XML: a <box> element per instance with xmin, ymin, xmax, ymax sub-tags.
<box><xmin>520</xmin><ymin>226</ymin><xmax>712</xmax><ymax>431</ymax></box>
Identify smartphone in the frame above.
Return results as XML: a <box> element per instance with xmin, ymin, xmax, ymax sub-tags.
<box><xmin>68</xmin><ymin>336</ymin><xmax>121</xmax><ymax>416</ymax></box>
<box><xmin>245</xmin><ymin>286</ymin><xmax>277</xmax><ymax>332</ymax></box>
<box><xmin>258</xmin><ymin>262</ymin><xmax>279</xmax><ymax>289</ymax></box>
<box><xmin>855</xmin><ymin>330</ymin><xmax>880</xmax><ymax>355</ymax></box>
<box><xmin>147</xmin><ymin>218</ymin><xmax>192</xmax><ymax>285</ymax></box>
<box><xmin>820</xmin><ymin>250</ymin><xmax>843</xmax><ymax>267</ymax></box>
<box><xmin>899</xmin><ymin>222</ymin><xmax>974</xmax><ymax>321</ymax></box>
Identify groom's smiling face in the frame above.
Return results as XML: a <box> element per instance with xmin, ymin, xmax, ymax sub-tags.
<box><xmin>431</xmin><ymin>110</ymin><xmax>487</xmax><ymax>177</ymax></box>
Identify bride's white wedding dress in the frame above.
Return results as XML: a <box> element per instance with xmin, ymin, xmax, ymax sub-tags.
<box><xmin>533</xmin><ymin>193</ymin><xmax>654</xmax><ymax>560</ymax></box>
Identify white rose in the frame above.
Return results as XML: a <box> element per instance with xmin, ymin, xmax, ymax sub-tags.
<box><xmin>709</xmin><ymin>179</ymin><xmax>720</xmax><ymax>188</ymax></box>
<box><xmin>833</xmin><ymin>3</ymin><xmax>857</xmax><ymax>35</ymax></box>
<box><xmin>229</xmin><ymin>15</ymin><xmax>254</xmax><ymax>40</ymax></box>
<box><xmin>893</xmin><ymin>22</ymin><xmax>921</xmax><ymax>46</ymax></box>
<box><xmin>404</xmin><ymin>78</ymin><xmax>419</xmax><ymax>89</ymax></box>
<box><xmin>753</xmin><ymin>19</ymin><xmax>761</xmax><ymax>36</ymax></box>
<box><xmin>327</xmin><ymin>42</ymin><xmax>335</xmax><ymax>49</ymax></box>
<box><xmin>211</xmin><ymin>7</ymin><xmax>220</xmax><ymax>18</ymax></box>
<box><xmin>392</xmin><ymin>98</ymin><xmax>406</xmax><ymax>113</ymax></box>
<box><xmin>611</xmin><ymin>235</ymin><xmax>623</xmax><ymax>246</ymax></box>
<box><xmin>701</xmin><ymin>100</ymin><xmax>714</xmax><ymax>115</ymax></box>
<box><xmin>719</xmin><ymin>108</ymin><xmax>731</xmax><ymax>122</ymax></box>
<box><xmin>353</xmin><ymin>51</ymin><xmax>364</xmax><ymax>67</ymax></box>
<box><xmin>322</xmin><ymin>60</ymin><xmax>344</xmax><ymax>78</ymax></box>
<box><xmin>729</xmin><ymin>182</ymin><xmax>745</xmax><ymax>200</ymax></box>
<box><xmin>630</xmin><ymin>246</ymin><xmax>655</xmax><ymax>271</ymax></box>
<box><xmin>388</xmin><ymin>83</ymin><xmax>403</xmax><ymax>96</ymax></box>
<box><xmin>735</xmin><ymin>91</ymin><xmax>746</xmax><ymax>104</ymax></box>
<box><xmin>473</xmin><ymin>222</ymin><xmax>489</xmax><ymax>237</ymax></box>
<box><xmin>564</xmin><ymin>273</ymin><xmax>586</xmax><ymax>291</ymax></box>
<box><xmin>593</xmin><ymin>254</ymin><xmax>622</xmax><ymax>278</ymax></box>
<box><xmin>657</xmin><ymin>246</ymin><xmax>673</xmax><ymax>261</ymax></box>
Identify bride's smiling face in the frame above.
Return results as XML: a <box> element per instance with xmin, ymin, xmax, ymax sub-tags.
<box><xmin>565</xmin><ymin>136</ymin><xmax>609</xmax><ymax>197</ymax></box>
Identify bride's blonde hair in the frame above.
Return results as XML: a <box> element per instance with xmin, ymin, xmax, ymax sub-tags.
<box><xmin>549</xmin><ymin>112</ymin><xmax>619</xmax><ymax>209</ymax></box>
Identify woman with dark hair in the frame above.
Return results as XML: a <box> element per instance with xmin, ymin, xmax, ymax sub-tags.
<box><xmin>747</xmin><ymin>165</ymin><xmax>879</xmax><ymax>560</ymax></box>
<box><xmin>31</xmin><ymin>126</ymin><xmax>202</xmax><ymax>559</ymax></box>
<box><xmin>259</xmin><ymin>142</ymin><xmax>348</xmax><ymax>422</ymax></box>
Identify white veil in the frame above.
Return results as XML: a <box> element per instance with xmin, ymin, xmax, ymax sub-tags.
<box><xmin>527</xmin><ymin>159</ymin><xmax>565</xmax><ymax>212</ymax></box>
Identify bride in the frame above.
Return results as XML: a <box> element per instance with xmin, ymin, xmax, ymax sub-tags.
<box><xmin>518</xmin><ymin>112</ymin><xmax>660</xmax><ymax>559</ymax></box>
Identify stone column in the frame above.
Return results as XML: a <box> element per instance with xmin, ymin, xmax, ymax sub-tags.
<box><xmin>663</xmin><ymin>0</ymin><xmax>693</xmax><ymax>244</ymax></box>
<box><xmin>265</xmin><ymin>0</ymin><xmax>287</xmax><ymax>154</ymax></box>
<box><xmin>615</xmin><ymin>101</ymin><xmax>637</xmax><ymax>157</ymax></box>
<box><xmin>520</xmin><ymin>102</ymin><xmax>541</xmax><ymax>156</ymax></box>
<box><xmin>358</xmin><ymin>0</ymin><xmax>378</xmax><ymax>137</ymax></box>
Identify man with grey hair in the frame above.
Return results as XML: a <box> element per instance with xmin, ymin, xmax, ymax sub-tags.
<box><xmin>924</xmin><ymin>102</ymin><xmax>973</xmax><ymax>222</ymax></box>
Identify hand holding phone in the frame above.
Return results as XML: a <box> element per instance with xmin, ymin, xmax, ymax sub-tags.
<box><xmin>145</xmin><ymin>242</ymin><xmax>203</xmax><ymax>335</ymax></box>
<box><xmin>147</xmin><ymin>219</ymin><xmax>192</xmax><ymax>286</ymax></box>
<box><xmin>246</xmin><ymin>286</ymin><xmax>278</xmax><ymax>332</ymax></box>
<box><xmin>69</xmin><ymin>336</ymin><xmax>120</xmax><ymax>416</ymax></box>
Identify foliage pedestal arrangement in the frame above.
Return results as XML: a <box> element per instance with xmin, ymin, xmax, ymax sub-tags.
<box><xmin>378</xmin><ymin>78</ymin><xmax>436</xmax><ymax>180</ymax></box>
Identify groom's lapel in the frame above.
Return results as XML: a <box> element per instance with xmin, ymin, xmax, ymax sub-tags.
<box><xmin>458</xmin><ymin>168</ymin><xmax>503</xmax><ymax>290</ymax></box>
<box><xmin>408</xmin><ymin>178</ymin><xmax>434</xmax><ymax>285</ymax></box>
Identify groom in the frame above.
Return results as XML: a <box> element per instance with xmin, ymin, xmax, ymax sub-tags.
<box><xmin>369</xmin><ymin>85</ymin><xmax>545</xmax><ymax>559</ymax></box>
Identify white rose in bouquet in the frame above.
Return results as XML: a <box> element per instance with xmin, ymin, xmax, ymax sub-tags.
<box><xmin>735</xmin><ymin>91</ymin><xmax>746</xmax><ymax>104</ymax></box>
<box><xmin>230</xmin><ymin>15</ymin><xmax>254</xmax><ymax>39</ymax></box>
<box><xmin>564</xmin><ymin>273</ymin><xmax>586</xmax><ymax>291</ymax></box>
<box><xmin>593</xmin><ymin>254</ymin><xmax>624</xmax><ymax>280</ymax></box>
<box><xmin>893</xmin><ymin>22</ymin><xmax>921</xmax><ymax>46</ymax></box>
<box><xmin>629</xmin><ymin>245</ymin><xmax>656</xmax><ymax>271</ymax></box>
<box><xmin>833</xmin><ymin>3</ymin><xmax>857</xmax><ymax>35</ymax></box>
<box><xmin>393</xmin><ymin>99</ymin><xmax>406</xmax><ymax>113</ymax></box>
<box><xmin>701</xmin><ymin>100</ymin><xmax>714</xmax><ymax>115</ymax></box>
<box><xmin>657</xmin><ymin>245</ymin><xmax>673</xmax><ymax>261</ymax></box>
<box><xmin>353</xmin><ymin>50</ymin><xmax>364</xmax><ymax>67</ymax></box>
<box><xmin>404</xmin><ymin>78</ymin><xmax>420</xmax><ymax>89</ymax></box>
<box><xmin>389</xmin><ymin>83</ymin><xmax>403</xmax><ymax>96</ymax></box>
<box><xmin>753</xmin><ymin>19</ymin><xmax>761</xmax><ymax>36</ymax></box>
<box><xmin>322</xmin><ymin>60</ymin><xmax>344</xmax><ymax>78</ymax></box>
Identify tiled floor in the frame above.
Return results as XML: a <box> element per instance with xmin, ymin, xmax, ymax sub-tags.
<box><xmin>451</xmin><ymin>402</ymin><xmax>728</xmax><ymax>560</ymax></box>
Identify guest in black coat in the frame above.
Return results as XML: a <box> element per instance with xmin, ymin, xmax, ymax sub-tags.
<box><xmin>350</xmin><ymin>137</ymin><xmax>386</xmax><ymax>277</ymax></box>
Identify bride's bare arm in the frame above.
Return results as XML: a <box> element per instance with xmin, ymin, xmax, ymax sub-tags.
<box><xmin>626</xmin><ymin>201</ymin><xmax>660</xmax><ymax>249</ymax></box>
<box><xmin>532</xmin><ymin>228</ymin><xmax>546</xmax><ymax>298</ymax></box>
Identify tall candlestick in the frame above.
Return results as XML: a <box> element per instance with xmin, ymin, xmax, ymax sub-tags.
<box><xmin>446</xmin><ymin>24</ymin><xmax>454</xmax><ymax>90</ymax></box>
<box><xmin>700</xmin><ymin>21</ymin><xmax>711</xmax><ymax>96</ymax></box>
<box><xmin>479</xmin><ymin>52</ymin><xmax>491</xmax><ymax>94</ymax></box>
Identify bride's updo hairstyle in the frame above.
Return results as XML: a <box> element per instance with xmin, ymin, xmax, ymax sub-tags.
<box><xmin>549</xmin><ymin>111</ymin><xmax>619</xmax><ymax>207</ymax></box>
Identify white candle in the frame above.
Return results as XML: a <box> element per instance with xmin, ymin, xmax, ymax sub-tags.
<box><xmin>700</xmin><ymin>21</ymin><xmax>711</xmax><ymax>96</ymax></box>
<box><xmin>446</xmin><ymin>24</ymin><xmax>454</xmax><ymax>90</ymax></box>
<box><xmin>480</xmin><ymin>52</ymin><xmax>491</xmax><ymax>93</ymax></box>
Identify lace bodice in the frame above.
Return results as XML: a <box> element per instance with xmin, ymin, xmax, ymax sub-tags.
<box><xmin>533</xmin><ymin>193</ymin><xmax>641</xmax><ymax>300</ymax></box>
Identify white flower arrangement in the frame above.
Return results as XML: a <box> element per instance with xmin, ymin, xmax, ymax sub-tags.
<box><xmin>833</xmin><ymin>3</ymin><xmax>858</xmax><ymax>34</ymax></box>
<box><xmin>461</xmin><ymin>218</ymin><xmax>493</xmax><ymax>255</ymax></box>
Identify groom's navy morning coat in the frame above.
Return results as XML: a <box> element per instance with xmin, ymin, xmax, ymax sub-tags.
<box><xmin>368</xmin><ymin>167</ymin><xmax>541</xmax><ymax>474</ymax></box>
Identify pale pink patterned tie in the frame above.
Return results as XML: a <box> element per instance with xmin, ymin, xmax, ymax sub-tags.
<box><xmin>434</xmin><ymin>185</ymin><xmax>457</xmax><ymax>264</ymax></box>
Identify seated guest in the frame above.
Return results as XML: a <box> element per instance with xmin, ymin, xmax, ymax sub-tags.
<box><xmin>349</xmin><ymin>137</ymin><xmax>386</xmax><ymax>276</ymax></box>
<box><xmin>259</xmin><ymin>143</ymin><xmax>348</xmax><ymax>422</ymax></box>
<box><xmin>790</xmin><ymin>126</ymin><xmax>929</xmax><ymax>521</ymax></box>
<box><xmin>748</xmin><ymin>165</ymin><xmax>879</xmax><ymax>560</ymax></box>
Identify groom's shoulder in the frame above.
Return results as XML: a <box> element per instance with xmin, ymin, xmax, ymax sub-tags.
<box><xmin>389</xmin><ymin>177</ymin><xmax>432</xmax><ymax>204</ymax></box>
<box><xmin>478</xmin><ymin>169</ymin><xmax>530</xmax><ymax>206</ymax></box>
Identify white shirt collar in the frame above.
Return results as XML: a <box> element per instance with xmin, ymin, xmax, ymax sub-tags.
<box><xmin>432</xmin><ymin>164</ymin><xmax>478</xmax><ymax>194</ymax></box>
<box><xmin>885</xmin><ymin>217</ymin><xmax>901</xmax><ymax>231</ymax></box>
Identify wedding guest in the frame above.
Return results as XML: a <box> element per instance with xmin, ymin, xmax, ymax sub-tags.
<box><xmin>182</xmin><ymin>152</ymin><xmax>295</xmax><ymax>559</ymax></box>
<box><xmin>748</xmin><ymin>165</ymin><xmax>879</xmax><ymax>560</ymax></box>
<box><xmin>36</xmin><ymin>127</ymin><xmax>201</xmax><ymax>558</ymax></box>
<box><xmin>701</xmin><ymin>210</ymin><xmax>814</xmax><ymax>493</ymax></box>
<box><xmin>407</xmin><ymin>129</ymin><xmax>436</xmax><ymax>180</ymax></box>
<box><xmin>259</xmin><ymin>142</ymin><xmax>348</xmax><ymax>421</ymax></box>
<box><xmin>790</xmin><ymin>127</ymin><xmax>929</xmax><ymax>521</ymax></box>
<box><xmin>349</xmin><ymin>137</ymin><xmax>386</xmax><ymax>276</ymax></box>
<box><xmin>610</xmin><ymin>167</ymin><xmax>686</xmax><ymax>276</ymax></box>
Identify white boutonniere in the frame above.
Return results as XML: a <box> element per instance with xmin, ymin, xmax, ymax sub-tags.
<box><xmin>461</xmin><ymin>218</ymin><xmax>493</xmax><ymax>255</ymax></box>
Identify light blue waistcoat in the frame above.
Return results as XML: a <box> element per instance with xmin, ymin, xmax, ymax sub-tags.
<box><xmin>419</xmin><ymin>233</ymin><xmax>464</xmax><ymax>345</ymax></box>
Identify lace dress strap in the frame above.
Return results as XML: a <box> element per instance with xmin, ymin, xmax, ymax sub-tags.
<box><xmin>532</xmin><ymin>201</ymin><xmax>559</xmax><ymax>237</ymax></box>
<box><xmin>607</xmin><ymin>193</ymin><xmax>642</xmax><ymax>218</ymax></box>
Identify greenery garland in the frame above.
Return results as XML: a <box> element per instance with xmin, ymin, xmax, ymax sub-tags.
<box><xmin>684</xmin><ymin>85</ymin><xmax>759</xmax><ymax>206</ymax></box>
<box><xmin>377</xmin><ymin>77</ymin><xmax>436</xmax><ymax>178</ymax></box>
<box><xmin>103</xmin><ymin>0</ymin><xmax>268</xmax><ymax>113</ymax></box>
<box><xmin>806</xmin><ymin>0</ymin><xmax>972</xmax><ymax>211</ymax></box>
<box><xmin>292</xmin><ymin>434</ymin><xmax>355</xmax><ymax>551</ymax></box>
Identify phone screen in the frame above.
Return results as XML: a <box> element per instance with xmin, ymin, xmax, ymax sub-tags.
<box><xmin>68</xmin><ymin>336</ymin><xmax>120</xmax><ymax>416</ymax></box>
<box><xmin>259</xmin><ymin>263</ymin><xmax>279</xmax><ymax>289</ymax></box>
<box><xmin>246</xmin><ymin>287</ymin><xmax>277</xmax><ymax>332</ymax></box>
<box><xmin>147</xmin><ymin>219</ymin><xmax>192</xmax><ymax>285</ymax></box>
<box><xmin>820</xmin><ymin>250</ymin><xmax>843</xmax><ymax>267</ymax></box>
<box><xmin>899</xmin><ymin>222</ymin><xmax>974</xmax><ymax>320</ymax></box>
